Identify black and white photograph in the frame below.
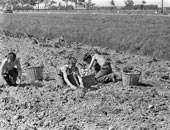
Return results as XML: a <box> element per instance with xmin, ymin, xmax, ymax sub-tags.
<box><xmin>0</xmin><ymin>0</ymin><xmax>170</xmax><ymax>129</ymax></box>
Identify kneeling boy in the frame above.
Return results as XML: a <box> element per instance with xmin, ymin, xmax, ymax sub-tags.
<box><xmin>83</xmin><ymin>53</ymin><xmax>121</xmax><ymax>84</ymax></box>
<box><xmin>0</xmin><ymin>52</ymin><xmax>22</xmax><ymax>86</ymax></box>
<box><xmin>57</xmin><ymin>57</ymin><xmax>84</xmax><ymax>90</ymax></box>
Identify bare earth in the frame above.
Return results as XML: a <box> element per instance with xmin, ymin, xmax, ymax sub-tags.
<box><xmin>0</xmin><ymin>37</ymin><xmax>170</xmax><ymax>130</ymax></box>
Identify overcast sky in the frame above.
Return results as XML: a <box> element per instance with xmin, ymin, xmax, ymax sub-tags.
<box><xmin>93</xmin><ymin>0</ymin><xmax>170</xmax><ymax>7</ymax></box>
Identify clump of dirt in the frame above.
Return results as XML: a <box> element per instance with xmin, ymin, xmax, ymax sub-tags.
<box><xmin>0</xmin><ymin>36</ymin><xmax>170</xmax><ymax>130</ymax></box>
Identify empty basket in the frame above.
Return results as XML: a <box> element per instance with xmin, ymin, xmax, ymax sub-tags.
<box><xmin>122</xmin><ymin>70</ymin><xmax>141</xmax><ymax>86</ymax></box>
<box><xmin>25</xmin><ymin>66</ymin><xmax>44</xmax><ymax>82</ymax></box>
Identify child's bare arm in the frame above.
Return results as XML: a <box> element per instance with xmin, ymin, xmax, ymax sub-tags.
<box><xmin>88</xmin><ymin>54</ymin><xmax>97</xmax><ymax>70</ymax></box>
<box><xmin>16</xmin><ymin>58</ymin><xmax>22</xmax><ymax>80</ymax></box>
<box><xmin>78</xmin><ymin>75</ymin><xmax>84</xmax><ymax>88</ymax></box>
<box><xmin>75</xmin><ymin>67</ymin><xmax>84</xmax><ymax>88</ymax></box>
<box><xmin>62</xmin><ymin>67</ymin><xmax>77</xmax><ymax>90</ymax></box>
<box><xmin>0</xmin><ymin>59</ymin><xmax>7</xmax><ymax>85</ymax></box>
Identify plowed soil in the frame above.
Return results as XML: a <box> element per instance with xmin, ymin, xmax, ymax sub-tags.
<box><xmin>0</xmin><ymin>37</ymin><xmax>170</xmax><ymax>130</ymax></box>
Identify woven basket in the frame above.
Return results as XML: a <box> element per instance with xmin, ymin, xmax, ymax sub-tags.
<box><xmin>83</xmin><ymin>74</ymin><xmax>96</xmax><ymax>88</ymax></box>
<box><xmin>25</xmin><ymin>66</ymin><xmax>44</xmax><ymax>82</ymax></box>
<box><xmin>122</xmin><ymin>70</ymin><xmax>141</xmax><ymax>86</ymax></box>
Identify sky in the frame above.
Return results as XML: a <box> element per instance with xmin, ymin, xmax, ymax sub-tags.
<box><xmin>93</xmin><ymin>0</ymin><xmax>170</xmax><ymax>7</ymax></box>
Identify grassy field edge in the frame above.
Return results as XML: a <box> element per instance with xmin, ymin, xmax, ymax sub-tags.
<box><xmin>1</xmin><ymin>13</ymin><xmax>170</xmax><ymax>60</ymax></box>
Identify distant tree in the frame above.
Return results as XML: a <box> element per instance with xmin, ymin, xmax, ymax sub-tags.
<box><xmin>142</xmin><ymin>0</ymin><xmax>146</xmax><ymax>5</ymax></box>
<box><xmin>124</xmin><ymin>0</ymin><xmax>134</xmax><ymax>7</ymax></box>
<box><xmin>110</xmin><ymin>0</ymin><xmax>115</xmax><ymax>6</ymax></box>
<box><xmin>86</xmin><ymin>0</ymin><xmax>95</xmax><ymax>9</ymax></box>
<box><xmin>145</xmin><ymin>4</ymin><xmax>158</xmax><ymax>10</ymax></box>
<box><xmin>62</xmin><ymin>0</ymin><xmax>71</xmax><ymax>6</ymax></box>
<box><xmin>62</xmin><ymin>0</ymin><xmax>95</xmax><ymax>9</ymax></box>
<box><xmin>28</xmin><ymin>0</ymin><xmax>44</xmax><ymax>6</ymax></box>
<box><xmin>0</xmin><ymin>0</ymin><xmax>6</xmax><ymax>7</ymax></box>
<box><xmin>0</xmin><ymin>0</ymin><xmax>44</xmax><ymax>10</ymax></box>
<box><xmin>44</xmin><ymin>0</ymin><xmax>49</xmax><ymax>8</ymax></box>
<box><xmin>46</xmin><ymin>0</ymin><xmax>55</xmax><ymax>7</ymax></box>
<box><xmin>21</xmin><ymin>0</ymin><xmax>27</xmax><ymax>4</ymax></box>
<box><xmin>11</xmin><ymin>0</ymin><xmax>44</xmax><ymax>6</ymax></box>
<box><xmin>0</xmin><ymin>0</ymin><xmax>19</xmax><ymax>8</ymax></box>
<box><xmin>110</xmin><ymin>0</ymin><xmax>115</xmax><ymax>10</ymax></box>
<box><xmin>62</xmin><ymin>0</ymin><xmax>77</xmax><ymax>5</ymax></box>
<box><xmin>141</xmin><ymin>0</ymin><xmax>146</xmax><ymax>10</ymax></box>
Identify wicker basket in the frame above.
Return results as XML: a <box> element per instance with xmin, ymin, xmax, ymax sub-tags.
<box><xmin>25</xmin><ymin>66</ymin><xmax>44</xmax><ymax>82</ymax></box>
<box><xmin>122</xmin><ymin>70</ymin><xmax>141</xmax><ymax>86</ymax></box>
<box><xmin>83</xmin><ymin>74</ymin><xmax>96</xmax><ymax>88</ymax></box>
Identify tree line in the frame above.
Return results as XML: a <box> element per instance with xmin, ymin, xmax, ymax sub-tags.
<box><xmin>0</xmin><ymin>0</ymin><xmax>144</xmax><ymax>7</ymax></box>
<box><xmin>0</xmin><ymin>0</ymin><xmax>162</xmax><ymax>10</ymax></box>
<box><xmin>0</xmin><ymin>0</ymin><xmax>93</xmax><ymax>9</ymax></box>
<box><xmin>0</xmin><ymin>0</ymin><xmax>38</xmax><ymax>6</ymax></box>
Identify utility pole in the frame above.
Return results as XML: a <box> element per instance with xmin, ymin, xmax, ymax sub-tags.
<box><xmin>65</xmin><ymin>0</ymin><xmax>68</xmax><ymax>12</ymax></box>
<box><xmin>37</xmin><ymin>0</ymin><xmax>40</xmax><ymax>12</ymax></box>
<box><xmin>161</xmin><ymin>0</ymin><xmax>163</xmax><ymax>14</ymax></box>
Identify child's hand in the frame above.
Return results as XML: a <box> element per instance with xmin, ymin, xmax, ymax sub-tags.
<box><xmin>84</xmin><ymin>68</ymin><xmax>89</xmax><ymax>73</ymax></box>
<box><xmin>85</xmin><ymin>68</ymin><xmax>88</xmax><ymax>71</ymax></box>
<box><xmin>16</xmin><ymin>78</ymin><xmax>21</xmax><ymax>85</ymax></box>
<box><xmin>70</xmin><ymin>85</ymin><xmax>77</xmax><ymax>90</ymax></box>
<box><xmin>80</xmin><ymin>84</ymin><xmax>84</xmax><ymax>88</ymax></box>
<box><xmin>3</xmin><ymin>81</ymin><xmax>8</xmax><ymax>86</ymax></box>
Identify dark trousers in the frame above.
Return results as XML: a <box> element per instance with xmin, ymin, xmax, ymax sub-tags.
<box><xmin>3</xmin><ymin>68</ymin><xmax>18</xmax><ymax>86</ymax></box>
<box><xmin>95</xmin><ymin>62</ymin><xmax>114</xmax><ymax>84</ymax></box>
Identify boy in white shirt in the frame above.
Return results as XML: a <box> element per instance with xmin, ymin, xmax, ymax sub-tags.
<box><xmin>0</xmin><ymin>52</ymin><xmax>22</xmax><ymax>86</ymax></box>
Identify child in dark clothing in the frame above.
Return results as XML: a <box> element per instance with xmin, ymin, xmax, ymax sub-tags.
<box><xmin>83</xmin><ymin>53</ymin><xmax>121</xmax><ymax>84</ymax></box>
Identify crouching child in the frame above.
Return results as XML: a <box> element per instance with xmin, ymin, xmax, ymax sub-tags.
<box><xmin>83</xmin><ymin>53</ymin><xmax>121</xmax><ymax>84</ymax></box>
<box><xmin>57</xmin><ymin>57</ymin><xmax>84</xmax><ymax>90</ymax></box>
<box><xmin>0</xmin><ymin>52</ymin><xmax>22</xmax><ymax>86</ymax></box>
